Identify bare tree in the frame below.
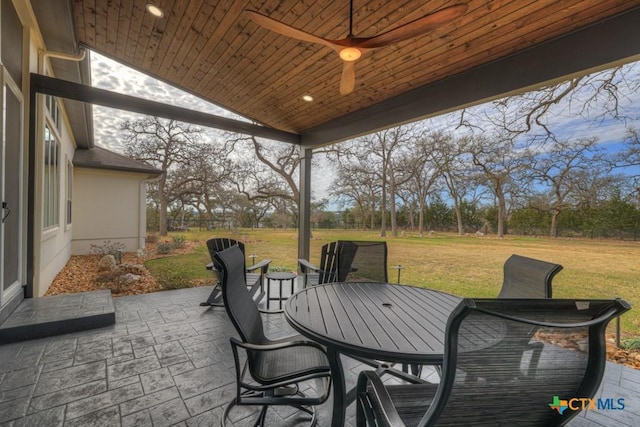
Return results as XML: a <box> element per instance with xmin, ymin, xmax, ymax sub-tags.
<box><xmin>167</xmin><ymin>141</ymin><xmax>234</xmax><ymax>225</ymax></box>
<box><xmin>468</xmin><ymin>134</ymin><xmax>532</xmax><ymax>238</ymax></box>
<box><xmin>457</xmin><ymin>64</ymin><xmax>640</xmax><ymax>143</ymax></box>
<box><xmin>427</xmin><ymin>134</ymin><xmax>472</xmax><ymax>235</ymax></box>
<box><xmin>529</xmin><ymin>138</ymin><xmax>607</xmax><ymax>237</ymax></box>
<box><xmin>351</xmin><ymin>125</ymin><xmax>415</xmax><ymax>237</ymax></box>
<box><xmin>617</xmin><ymin>127</ymin><xmax>640</xmax><ymax>168</ymax></box>
<box><xmin>229</xmin><ymin>135</ymin><xmax>300</xmax><ymax>210</ymax></box>
<box><xmin>122</xmin><ymin>117</ymin><xmax>204</xmax><ymax>235</ymax></box>
<box><xmin>404</xmin><ymin>132</ymin><xmax>442</xmax><ymax>236</ymax></box>
<box><xmin>330</xmin><ymin>157</ymin><xmax>381</xmax><ymax>230</ymax></box>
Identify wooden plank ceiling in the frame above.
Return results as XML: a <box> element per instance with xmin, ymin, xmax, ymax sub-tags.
<box><xmin>72</xmin><ymin>0</ymin><xmax>640</xmax><ymax>137</ymax></box>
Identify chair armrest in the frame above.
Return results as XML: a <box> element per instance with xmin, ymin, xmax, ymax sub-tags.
<box><xmin>230</xmin><ymin>336</ymin><xmax>327</xmax><ymax>354</ymax></box>
<box><xmin>298</xmin><ymin>258</ymin><xmax>320</xmax><ymax>274</ymax></box>
<box><xmin>357</xmin><ymin>371</ymin><xmax>406</xmax><ymax>427</ymax></box>
<box><xmin>246</xmin><ymin>259</ymin><xmax>271</xmax><ymax>274</ymax></box>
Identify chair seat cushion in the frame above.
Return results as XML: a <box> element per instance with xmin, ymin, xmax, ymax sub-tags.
<box><xmin>252</xmin><ymin>343</ymin><xmax>330</xmax><ymax>385</ymax></box>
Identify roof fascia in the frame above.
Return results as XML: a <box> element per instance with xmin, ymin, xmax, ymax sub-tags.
<box><xmin>30</xmin><ymin>73</ymin><xmax>301</xmax><ymax>145</ymax></box>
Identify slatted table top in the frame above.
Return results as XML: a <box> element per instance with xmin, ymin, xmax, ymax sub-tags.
<box><xmin>285</xmin><ymin>282</ymin><xmax>462</xmax><ymax>364</ymax></box>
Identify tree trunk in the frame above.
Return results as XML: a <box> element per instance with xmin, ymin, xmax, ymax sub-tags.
<box><xmin>389</xmin><ymin>178</ymin><xmax>398</xmax><ymax>237</ymax></box>
<box><xmin>550</xmin><ymin>210</ymin><xmax>560</xmax><ymax>238</ymax></box>
<box><xmin>380</xmin><ymin>183</ymin><xmax>387</xmax><ymax>237</ymax></box>
<box><xmin>496</xmin><ymin>185</ymin><xmax>507</xmax><ymax>238</ymax></box>
<box><xmin>158</xmin><ymin>176</ymin><xmax>168</xmax><ymax>236</ymax></box>
<box><xmin>454</xmin><ymin>198</ymin><xmax>464</xmax><ymax>236</ymax></box>
<box><xmin>418</xmin><ymin>198</ymin><xmax>425</xmax><ymax>237</ymax></box>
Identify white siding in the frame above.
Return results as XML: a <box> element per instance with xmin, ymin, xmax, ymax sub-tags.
<box><xmin>72</xmin><ymin>168</ymin><xmax>148</xmax><ymax>255</ymax></box>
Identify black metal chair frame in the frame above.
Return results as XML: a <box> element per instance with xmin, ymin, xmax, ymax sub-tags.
<box><xmin>356</xmin><ymin>297</ymin><xmax>630</xmax><ymax>427</ymax></box>
<box><xmin>414</xmin><ymin>254</ymin><xmax>564</xmax><ymax>379</ymax></box>
<box><xmin>298</xmin><ymin>240</ymin><xmax>388</xmax><ymax>287</ymax></box>
<box><xmin>497</xmin><ymin>254</ymin><xmax>564</xmax><ymax>376</ymax></box>
<box><xmin>499</xmin><ymin>254</ymin><xmax>563</xmax><ymax>299</ymax></box>
<box><xmin>201</xmin><ymin>237</ymin><xmax>271</xmax><ymax>306</ymax></box>
<box><xmin>214</xmin><ymin>245</ymin><xmax>332</xmax><ymax>426</ymax></box>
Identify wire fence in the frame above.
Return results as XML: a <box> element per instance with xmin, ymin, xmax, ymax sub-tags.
<box><xmin>162</xmin><ymin>219</ymin><xmax>640</xmax><ymax>241</ymax></box>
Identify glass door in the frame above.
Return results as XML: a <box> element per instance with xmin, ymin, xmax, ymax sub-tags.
<box><xmin>0</xmin><ymin>68</ymin><xmax>23</xmax><ymax>306</ymax></box>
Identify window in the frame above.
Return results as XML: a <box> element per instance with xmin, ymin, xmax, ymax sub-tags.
<box><xmin>45</xmin><ymin>95</ymin><xmax>60</xmax><ymax>130</ymax></box>
<box><xmin>43</xmin><ymin>125</ymin><xmax>59</xmax><ymax>228</ymax></box>
<box><xmin>66</xmin><ymin>159</ymin><xmax>73</xmax><ymax>225</ymax></box>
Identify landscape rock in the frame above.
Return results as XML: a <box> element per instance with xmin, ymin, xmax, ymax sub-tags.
<box><xmin>118</xmin><ymin>264</ymin><xmax>146</xmax><ymax>275</ymax></box>
<box><xmin>98</xmin><ymin>255</ymin><xmax>116</xmax><ymax>272</ymax></box>
<box><xmin>119</xmin><ymin>273</ymin><xmax>141</xmax><ymax>286</ymax></box>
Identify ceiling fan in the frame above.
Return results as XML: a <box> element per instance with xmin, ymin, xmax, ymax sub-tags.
<box><xmin>246</xmin><ymin>1</ymin><xmax>468</xmax><ymax>95</ymax></box>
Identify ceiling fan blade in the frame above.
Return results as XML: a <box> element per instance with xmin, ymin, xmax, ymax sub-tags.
<box><xmin>356</xmin><ymin>4</ymin><xmax>468</xmax><ymax>49</ymax></box>
<box><xmin>340</xmin><ymin>61</ymin><xmax>356</xmax><ymax>95</ymax></box>
<box><xmin>245</xmin><ymin>10</ymin><xmax>339</xmax><ymax>50</ymax></box>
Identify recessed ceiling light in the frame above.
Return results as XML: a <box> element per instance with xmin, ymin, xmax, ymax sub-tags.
<box><xmin>302</xmin><ymin>94</ymin><xmax>314</xmax><ymax>102</ymax></box>
<box><xmin>146</xmin><ymin>4</ymin><xmax>164</xmax><ymax>18</ymax></box>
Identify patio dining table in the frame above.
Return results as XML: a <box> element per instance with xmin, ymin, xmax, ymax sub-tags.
<box><xmin>284</xmin><ymin>282</ymin><xmax>462</xmax><ymax>427</ymax></box>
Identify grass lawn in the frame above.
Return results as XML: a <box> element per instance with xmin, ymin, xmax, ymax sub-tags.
<box><xmin>146</xmin><ymin>228</ymin><xmax>640</xmax><ymax>339</ymax></box>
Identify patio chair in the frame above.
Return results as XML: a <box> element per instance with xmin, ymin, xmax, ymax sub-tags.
<box><xmin>494</xmin><ymin>254</ymin><xmax>564</xmax><ymax>376</ymax></box>
<box><xmin>411</xmin><ymin>254</ymin><xmax>564</xmax><ymax>380</ymax></box>
<box><xmin>213</xmin><ymin>245</ymin><xmax>332</xmax><ymax>426</ymax></box>
<box><xmin>298</xmin><ymin>240</ymin><xmax>388</xmax><ymax>287</ymax></box>
<box><xmin>356</xmin><ymin>297</ymin><xmax>630</xmax><ymax>427</ymax></box>
<box><xmin>201</xmin><ymin>237</ymin><xmax>271</xmax><ymax>306</ymax></box>
<box><xmin>499</xmin><ymin>254</ymin><xmax>563</xmax><ymax>298</ymax></box>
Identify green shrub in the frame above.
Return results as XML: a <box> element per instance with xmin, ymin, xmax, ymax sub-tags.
<box><xmin>172</xmin><ymin>235</ymin><xmax>187</xmax><ymax>249</ymax></box>
<box><xmin>621</xmin><ymin>337</ymin><xmax>640</xmax><ymax>350</ymax></box>
<box><xmin>155</xmin><ymin>270</ymin><xmax>192</xmax><ymax>290</ymax></box>
<box><xmin>157</xmin><ymin>242</ymin><xmax>173</xmax><ymax>254</ymax></box>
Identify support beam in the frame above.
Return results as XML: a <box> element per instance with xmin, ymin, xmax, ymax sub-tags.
<box><xmin>26</xmin><ymin>72</ymin><xmax>37</xmax><ymax>299</ymax></box>
<box><xmin>297</xmin><ymin>148</ymin><xmax>313</xmax><ymax>264</ymax></box>
<box><xmin>301</xmin><ymin>6</ymin><xmax>640</xmax><ymax>148</ymax></box>
<box><xmin>30</xmin><ymin>73</ymin><xmax>301</xmax><ymax>145</ymax></box>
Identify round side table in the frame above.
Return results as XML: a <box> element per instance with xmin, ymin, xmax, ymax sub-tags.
<box><xmin>264</xmin><ymin>272</ymin><xmax>297</xmax><ymax>313</ymax></box>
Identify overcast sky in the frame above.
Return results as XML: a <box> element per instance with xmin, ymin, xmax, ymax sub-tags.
<box><xmin>90</xmin><ymin>51</ymin><xmax>246</xmax><ymax>151</ymax></box>
<box><xmin>90</xmin><ymin>51</ymin><xmax>338</xmax><ymax>198</ymax></box>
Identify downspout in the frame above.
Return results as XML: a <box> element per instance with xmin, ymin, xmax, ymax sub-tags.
<box><xmin>39</xmin><ymin>49</ymin><xmax>86</xmax><ymax>65</ymax></box>
<box><xmin>27</xmin><ymin>49</ymin><xmax>86</xmax><ymax>298</ymax></box>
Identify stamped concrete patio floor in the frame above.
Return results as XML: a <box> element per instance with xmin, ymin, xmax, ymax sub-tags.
<box><xmin>0</xmin><ymin>286</ymin><xmax>638</xmax><ymax>426</ymax></box>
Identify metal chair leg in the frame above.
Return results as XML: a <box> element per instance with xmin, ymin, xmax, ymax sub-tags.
<box><xmin>221</xmin><ymin>391</ymin><xmax>317</xmax><ymax>426</ymax></box>
<box><xmin>255</xmin><ymin>406</ymin><xmax>268</xmax><ymax>427</ymax></box>
<box><xmin>221</xmin><ymin>397</ymin><xmax>238</xmax><ymax>427</ymax></box>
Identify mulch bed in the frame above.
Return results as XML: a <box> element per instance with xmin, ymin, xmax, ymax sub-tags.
<box><xmin>45</xmin><ymin>240</ymin><xmax>199</xmax><ymax>297</ymax></box>
<box><xmin>536</xmin><ymin>331</ymin><xmax>640</xmax><ymax>370</ymax></box>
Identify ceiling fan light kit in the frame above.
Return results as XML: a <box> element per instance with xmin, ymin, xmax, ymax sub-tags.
<box><xmin>246</xmin><ymin>2</ymin><xmax>468</xmax><ymax>94</ymax></box>
<box><xmin>339</xmin><ymin>47</ymin><xmax>361</xmax><ymax>61</ymax></box>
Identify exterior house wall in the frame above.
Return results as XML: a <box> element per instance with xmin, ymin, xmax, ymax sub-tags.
<box><xmin>35</xmin><ymin>117</ymin><xmax>76</xmax><ymax>297</ymax></box>
<box><xmin>0</xmin><ymin>0</ymin><xmax>29</xmax><ymax>316</ymax></box>
<box><xmin>2</xmin><ymin>1</ymin><xmax>77</xmax><ymax>299</ymax></box>
<box><xmin>33</xmin><ymin>72</ymin><xmax>78</xmax><ymax>296</ymax></box>
<box><xmin>4</xmin><ymin>1</ymin><xmax>157</xmax><ymax>298</ymax></box>
<box><xmin>72</xmin><ymin>168</ymin><xmax>147</xmax><ymax>255</ymax></box>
